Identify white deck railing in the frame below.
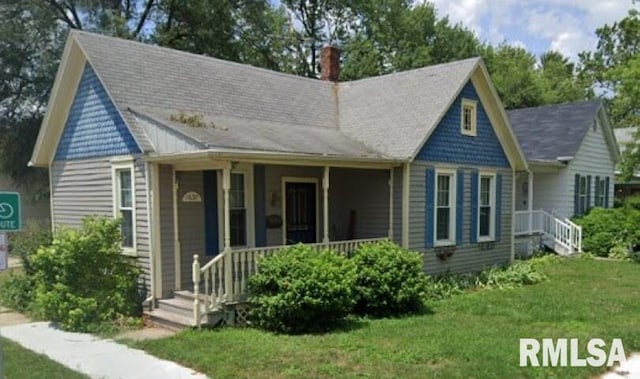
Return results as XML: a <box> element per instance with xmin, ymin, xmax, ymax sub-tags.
<box><xmin>514</xmin><ymin>210</ymin><xmax>581</xmax><ymax>256</ymax></box>
<box><xmin>191</xmin><ymin>237</ymin><xmax>387</xmax><ymax>325</ymax></box>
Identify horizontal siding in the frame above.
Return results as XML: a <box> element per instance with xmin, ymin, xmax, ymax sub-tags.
<box><xmin>51</xmin><ymin>156</ymin><xmax>152</xmax><ymax>297</ymax></box>
<box><xmin>329</xmin><ymin>168</ymin><xmax>390</xmax><ymax>240</ymax></box>
<box><xmin>410</xmin><ymin>162</ymin><xmax>513</xmax><ymax>274</ymax></box>
<box><xmin>158</xmin><ymin>164</ymin><xmax>175</xmax><ymax>297</ymax></box>
<box><xmin>565</xmin><ymin>116</ymin><xmax>616</xmax><ymax>217</ymax></box>
<box><xmin>138</xmin><ymin>116</ymin><xmax>201</xmax><ymax>154</ymax></box>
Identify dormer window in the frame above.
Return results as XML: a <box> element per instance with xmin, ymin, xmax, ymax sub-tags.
<box><xmin>461</xmin><ymin>98</ymin><xmax>477</xmax><ymax>136</ymax></box>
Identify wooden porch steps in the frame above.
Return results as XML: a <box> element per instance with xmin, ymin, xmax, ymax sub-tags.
<box><xmin>145</xmin><ymin>291</ymin><xmax>225</xmax><ymax>331</ymax></box>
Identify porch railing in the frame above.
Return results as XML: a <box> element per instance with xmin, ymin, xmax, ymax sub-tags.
<box><xmin>191</xmin><ymin>237</ymin><xmax>387</xmax><ymax>325</ymax></box>
<box><xmin>514</xmin><ymin>210</ymin><xmax>581</xmax><ymax>256</ymax></box>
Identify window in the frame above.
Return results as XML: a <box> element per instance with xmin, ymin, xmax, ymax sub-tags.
<box><xmin>435</xmin><ymin>171</ymin><xmax>455</xmax><ymax>245</ymax></box>
<box><xmin>578</xmin><ymin>176</ymin><xmax>587</xmax><ymax>215</ymax></box>
<box><xmin>461</xmin><ymin>99</ymin><xmax>477</xmax><ymax>136</ymax></box>
<box><xmin>478</xmin><ymin>174</ymin><xmax>496</xmax><ymax>240</ymax></box>
<box><xmin>596</xmin><ymin>178</ymin><xmax>606</xmax><ymax>207</ymax></box>
<box><xmin>112</xmin><ymin>161</ymin><xmax>136</xmax><ymax>253</ymax></box>
<box><xmin>230</xmin><ymin>172</ymin><xmax>247</xmax><ymax>247</ymax></box>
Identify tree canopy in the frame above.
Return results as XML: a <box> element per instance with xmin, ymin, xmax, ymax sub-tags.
<box><xmin>0</xmin><ymin>0</ymin><xmax>634</xmax><ymax>195</ymax></box>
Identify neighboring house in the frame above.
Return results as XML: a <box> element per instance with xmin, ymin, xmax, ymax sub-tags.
<box><xmin>30</xmin><ymin>31</ymin><xmax>528</xmax><ymax>327</ymax></box>
<box><xmin>507</xmin><ymin>100</ymin><xmax>619</xmax><ymax>255</ymax></box>
<box><xmin>613</xmin><ymin>127</ymin><xmax>640</xmax><ymax>198</ymax></box>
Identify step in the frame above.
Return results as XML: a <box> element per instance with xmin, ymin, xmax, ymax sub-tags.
<box><xmin>157</xmin><ymin>298</ymin><xmax>197</xmax><ymax>318</ymax></box>
<box><xmin>145</xmin><ymin>308</ymin><xmax>195</xmax><ymax>331</ymax></box>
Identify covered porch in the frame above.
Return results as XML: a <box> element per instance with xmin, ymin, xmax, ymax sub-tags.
<box><xmin>148</xmin><ymin>154</ymin><xmax>400</xmax><ymax>308</ymax></box>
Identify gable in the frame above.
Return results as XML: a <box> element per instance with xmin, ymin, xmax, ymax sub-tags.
<box><xmin>54</xmin><ymin>64</ymin><xmax>140</xmax><ymax>161</ymax></box>
<box><xmin>415</xmin><ymin>81</ymin><xmax>510</xmax><ymax>168</ymax></box>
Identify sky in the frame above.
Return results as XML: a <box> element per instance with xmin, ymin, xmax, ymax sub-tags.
<box><xmin>431</xmin><ymin>0</ymin><xmax>638</xmax><ymax>61</ymax></box>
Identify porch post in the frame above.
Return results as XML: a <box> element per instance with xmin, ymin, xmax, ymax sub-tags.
<box><xmin>322</xmin><ymin>166</ymin><xmax>330</xmax><ymax>244</ymax></box>
<box><xmin>222</xmin><ymin>166</ymin><xmax>232</xmax><ymax>301</ymax></box>
<box><xmin>388</xmin><ymin>168</ymin><xmax>394</xmax><ymax>240</ymax></box>
<box><xmin>528</xmin><ymin>171</ymin><xmax>534</xmax><ymax>233</ymax></box>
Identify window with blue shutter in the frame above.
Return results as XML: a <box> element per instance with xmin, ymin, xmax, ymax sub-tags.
<box><xmin>425</xmin><ymin>168</ymin><xmax>435</xmax><ymax>248</ymax></box>
<box><xmin>456</xmin><ymin>170</ymin><xmax>464</xmax><ymax>245</ymax></box>
<box><xmin>470</xmin><ymin>170</ymin><xmax>479</xmax><ymax>244</ymax></box>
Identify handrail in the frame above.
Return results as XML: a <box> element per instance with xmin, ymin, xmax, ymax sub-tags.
<box><xmin>192</xmin><ymin>237</ymin><xmax>388</xmax><ymax>326</ymax></box>
<box><xmin>514</xmin><ymin>209</ymin><xmax>582</xmax><ymax>255</ymax></box>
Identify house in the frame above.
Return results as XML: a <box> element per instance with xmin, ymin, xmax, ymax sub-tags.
<box><xmin>30</xmin><ymin>31</ymin><xmax>528</xmax><ymax>327</ymax></box>
<box><xmin>507</xmin><ymin>100</ymin><xmax>619</xmax><ymax>254</ymax></box>
<box><xmin>613</xmin><ymin>127</ymin><xmax>640</xmax><ymax>198</ymax></box>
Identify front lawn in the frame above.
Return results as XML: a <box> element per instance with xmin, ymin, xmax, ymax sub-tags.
<box><xmin>2</xmin><ymin>339</ymin><xmax>88</xmax><ymax>379</ymax></box>
<box><xmin>133</xmin><ymin>259</ymin><xmax>640</xmax><ymax>378</ymax></box>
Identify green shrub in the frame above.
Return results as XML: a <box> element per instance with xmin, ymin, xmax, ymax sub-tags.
<box><xmin>574</xmin><ymin>207</ymin><xmax>640</xmax><ymax>256</ymax></box>
<box><xmin>30</xmin><ymin>217</ymin><xmax>141</xmax><ymax>332</ymax></box>
<box><xmin>424</xmin><ymin>258</ymin><xmax>548</xmax><ymax>301</ymax></box>
<box><xmin>0</xmin><ymin>272</ymin><xmax>34</xmax><ymax>311</ymax></box>
<box><xmin>9</xmin><ymin>220</ymin><xmax>52</xmax><ymax>276</ymax></box>
<box><xmin>248</xmin><ymin>244</ymin><xmax>357</xmax><ymax>333</ymax></box>
<box><xmin>350</xmin><ymin>241</ymin><xmax>427</xmax><ymax>316</ymax></box>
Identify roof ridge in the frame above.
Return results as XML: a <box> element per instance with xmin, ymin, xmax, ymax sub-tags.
<box><xmin>507</xmin><ymin>98</ymin><xmax>601</xmax><ymax>113</ymax></box>
<box><xmin>343</xmin><ymin>57</ymin><xmax>481</xmax><ymax>85</ymax></box>
<box><xmin>70</xmin><ymin>30</ymin><xmax>334</xmax><ymax>87</ymax></box>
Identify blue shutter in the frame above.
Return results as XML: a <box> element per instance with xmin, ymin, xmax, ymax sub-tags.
<box><xmin>470</xmin><ymin>170</ymin><xmax>479</xmax><ymax>244</ymax></box>
<box><xmin>425</xmin><ymin>168</ymin><xmax>435</xmax><ymax>248</ymax></box>
<box><xmin>495</xmin><ymin>173</ymin><xmax>503</xmax><ymax>241</ymax></box>
<box><xmin>594</xmin><ymin>176</ymin><xmax>600</xmax><ymax>207</ymax></box>
<box><xmin>586</xmin><ymin>175</ymin><xmax>592</xmax><ymax>211</ymax></box>
<box><xmin>605</xmin><ymin>177</ymin><xmax>610</xmax><ymax>208</ymax></box>
<box><xmin>456</xmin><ymin>170</ymin><xmax>464</xmax><ymax>245</ymax></box>
<box><xmin>574</xmin><ymin>174</ymin><xmax>580</xmax><ymax>216</ymax></box>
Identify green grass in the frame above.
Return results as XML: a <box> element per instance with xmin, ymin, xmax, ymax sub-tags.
<box><xmin>2</xmin><ymin>339</ymin><xmax>88</xmax><ymax>379</ymax></box>
<box><xmin>136</xmin><ymin>259</ymin><xmax>640</xmax><ymax>378</ymax></box>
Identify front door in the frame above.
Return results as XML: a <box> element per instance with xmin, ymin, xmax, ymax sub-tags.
<box><xmin>285</xmin><ymin>182</ymin><xmax>316</xmax><ymax>244</ymax></box>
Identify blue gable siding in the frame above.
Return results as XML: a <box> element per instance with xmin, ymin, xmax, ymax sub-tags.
<box><xmin>415</xmin><ymin>81</ymin><xmax>509</xmax><ymax>168</ymax></box>
<box><xmin>54</xmin><ymin>64</ymin><xmax>140</xmax><ymax>161</ymax></box>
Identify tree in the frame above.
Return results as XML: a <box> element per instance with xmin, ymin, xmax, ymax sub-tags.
<box><xmin>579</xmin><ymin>7</ymin><xmax>640</xmax><ymax>128</ymax></box>
<box><xmin>340</xmin><ymin>1</ymin><xmax>480</xmax><ymax>80</ymax></box>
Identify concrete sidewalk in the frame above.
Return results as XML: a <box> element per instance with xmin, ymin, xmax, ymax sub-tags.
<box><xmin>1</xmin><ymin>322</ymin><xmax>208</xmax><ymax>379</ymax></box>
<box><xmin>603</xmin><ymin>354</ymin><xmax>640</xmax><ymax>379</ymax></box>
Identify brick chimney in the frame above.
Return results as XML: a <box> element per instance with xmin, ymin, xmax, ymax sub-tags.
<box><xmin>320</xmin><ymin>46</ymin><xmax>340</xmax><ymax>82</ymax></box>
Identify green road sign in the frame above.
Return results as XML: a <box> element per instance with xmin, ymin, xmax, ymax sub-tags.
<box><xmin>0</xmin><ymin>192</ymin><xmax>21</xmax><ymax>232</ymax></box>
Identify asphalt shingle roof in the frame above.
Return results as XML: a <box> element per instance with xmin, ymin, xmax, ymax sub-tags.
<box><xmin>72</xmin><ymin>31</ymin><xmax>481</xmax><ymax>160</ymax></box>
<box><xmin>507</xmin><ymin>100</ymin><xmax>602</xmax><ymax>162</ymax></box>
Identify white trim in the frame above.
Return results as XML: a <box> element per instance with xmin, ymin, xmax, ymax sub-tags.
<box><xmin>281</xmin><ymin>177</ymin><xmax>320</xmax><ymax>245</ymax></box>
<box><xmin>144</xmin><ymin>161</ymin><xmax>155</xmax><ymax>303</ymax></box>
<box><xmin>477</xmin><ymin>171</ymin><xmax>497</xmax><ymax>242</ymax></box>
<box><xmin>402</xmin><ymin>163</ymin><xmax>410</xmax><ymax>248</ymax></box>
<box><xmin>434</xmin><ymin>168</ymin><xmax>456</xmax><ymax>247</ymax></box>
<box><xmin>111</xmin><ymin>160</ymin><xmax>137</xmax><ymax>256</ymax></box>
<box><xmin>150</xmin><ymin>163</ymin><xmax>163</xmax><ymax>299</ymax></box>
<box><xmin>388</xmin><ymin>168</ymin><xmax>394</xmax><ymax>240</ymax></box>
<box><xmin>173</xmin><ymin>169</ymin><xmax>180</xmax><ymax>290</ymax></box>
<box><xmin>461</xmin><ymin>98</ymin><xmax>477</xmax><ymax>136</ymax></box>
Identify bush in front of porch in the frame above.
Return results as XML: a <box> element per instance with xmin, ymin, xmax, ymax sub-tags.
<box><xmin>248</xmin><ymin>244</ymin><xmax>358</xmax><ymax>334</ymax></box>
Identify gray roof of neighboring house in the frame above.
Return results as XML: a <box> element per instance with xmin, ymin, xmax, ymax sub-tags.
<box><xmin>72</xmin><ymin>31</ymin><xmax>481</xmax><ymax>160</ymax></box>
<box><xmin>507</xmin><ymin>100</ymin><xmax>603</xmax><ymax>162</ymax></box>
